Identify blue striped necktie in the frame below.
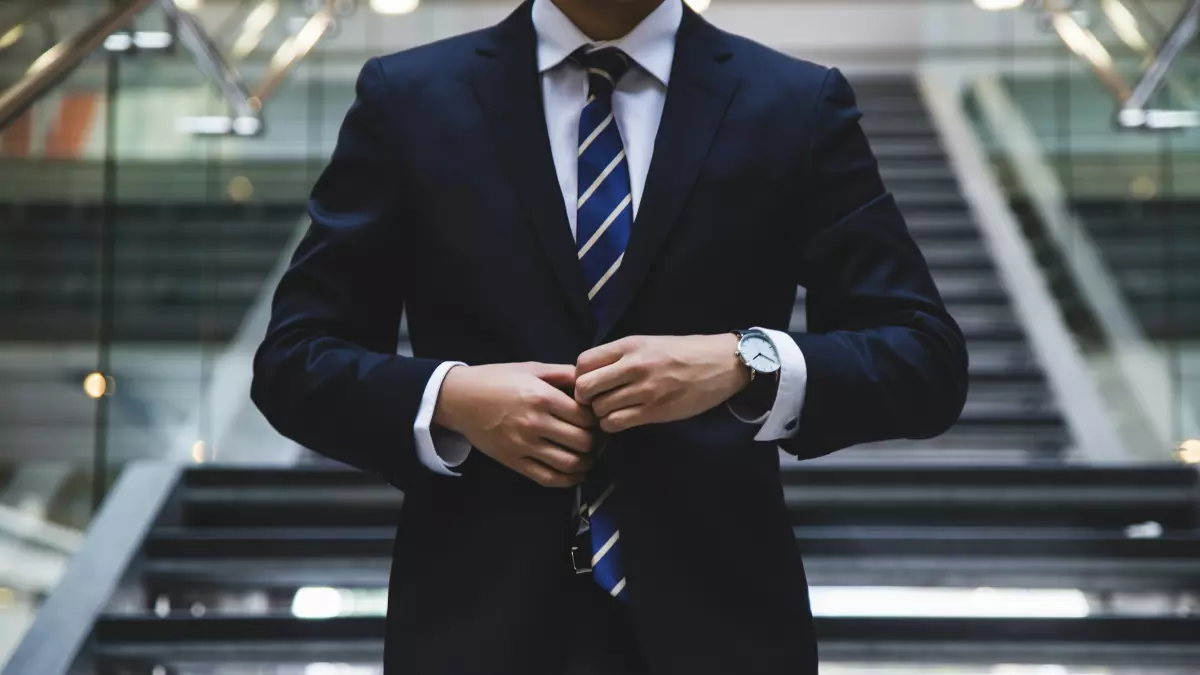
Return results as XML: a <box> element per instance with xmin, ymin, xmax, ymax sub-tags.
<box><xmin>573</xmin><ymin>45</ymin><xmax>633</xmax><ymax>603</ymax></box>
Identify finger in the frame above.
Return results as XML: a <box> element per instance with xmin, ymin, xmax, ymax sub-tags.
<box><xmin>600</xmin><ymin>406</ymin><xmax>647</xmax><ymax>434</ymax></box>
<box><xmin>530</xmin><ymin>444</ymin><xmax>595</xmax><ymax>475</ymax></box>
<box><xmin>537</xmin><ymin>416</ymin><xmax>595</xmax><ymax>454</ymax></box>
<box><xmin>576</xmin><ymin>336</ymin><xmax>639</xmax><ymax>377</ymax></box>
<box><xmin>592</xmin><ymin>383</ymin><xmax>650</xmax><ymax>418</ymax></box>
<box><xmin>521</xmin><ymin>457</ymin><xmax>587</xmax><ymax>488</ymax></box>
<box><xmin>575</xmin><ymin>359</ymin><xmax>641</xmax><ymax>405</ymax></box>
<box><xmin>539</xmin><ymin>387</ymin><xmax>597</xmax><ymax>428</ymax></box>
<box><xmin>530</xmin><ymin>363</ymin><xmax>577</xmax><ymax>392</ymax></box>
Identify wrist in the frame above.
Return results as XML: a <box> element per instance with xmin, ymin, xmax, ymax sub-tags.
<box><xmin>717</xmin><ymin>333</ymin><xmax>752</xmax><ymax>396</ymax></box>
<box><xmin>432</xmin><ymin>364</ymin><xmax>470</xmax><ymax>434</ymax></box>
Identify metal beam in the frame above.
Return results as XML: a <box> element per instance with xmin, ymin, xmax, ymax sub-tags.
<box><xmin>0</xmin><ymin>0</ymin><xmax>156</xmax><ymax>132</ymax></box>
<box><xmin>1119</xmin><ymin>0</ymin><xmax>1200</xmax><ymax>127</ymax></box>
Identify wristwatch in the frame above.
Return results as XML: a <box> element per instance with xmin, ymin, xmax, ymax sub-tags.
<box><xmin>732</xmin><ymin>329</ymin><xmax>781</xmax><ymax>381</ymax></box>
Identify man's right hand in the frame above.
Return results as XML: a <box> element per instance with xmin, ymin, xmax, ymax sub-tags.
<box><xmin>432</xmin><ymin>362</ymin><xmax>597</xmax><ymax>488</ymax></box>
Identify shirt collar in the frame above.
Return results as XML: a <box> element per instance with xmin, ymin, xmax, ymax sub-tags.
<box><xmin>532</xmin><ymin>0</ymin><xmax>682</xmax><ymax>87</ymax></box>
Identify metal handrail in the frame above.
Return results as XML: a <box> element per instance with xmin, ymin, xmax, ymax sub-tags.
<box><xmin>251</xmin><ymin>1</ymin><xmax>335</xmax><ymax>106</ymax></box>
<box><xmin>1119</xmin><ymin>0</ymin><xmax>1200</xmax><ymax>125</ymax></box>
<box><xmin>159</xmin><ymin>0</ymin><xmax>260</xmax><ymax>121</ymax></box>
<box><xmin>0</xmin><ymin>0</ymin><xmax>67</xmax><ymax>47</ymax></box>
<box><xmin>0</xmin><ymin>0</ymin><xmax>156</xmax><ymax>133</ymax></box>
<box><xmin>0</xmin><ymin>463</ymin><xmax>183</xmax><ymax>675</ymax></box>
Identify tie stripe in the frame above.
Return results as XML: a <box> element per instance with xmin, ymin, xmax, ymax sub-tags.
<box><xmin>578</xmin><ymin>195</ymin><xmax>631</xmax><ymax>259</ymax></box>
<box><xmin>579</xmin><ymin>112</ymin><xmax>614</xmax><ymax>156</ymax></box>
<box><xmin>578</xmin><ymin>149</ymin><xmax>626</xmax><ymax>210</ymax></box>
<box><xmin>572</xmin><ymin>45</ymin><xmax>633</xmax><ymax>603</ymax></box>
<box><xmin>587</xmin><ymin>253</ymin><xmax>624</xmax><ymax>300</ymax></box>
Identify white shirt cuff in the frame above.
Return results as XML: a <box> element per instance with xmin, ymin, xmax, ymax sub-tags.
<box><xmin>414</xmin><ymin>361</ymin><xmax>472</xmax><ymax>476</ymax></box>
<box><xmin>727</xmin><ymin>327</ymin><xmax>808</xmax><ymax>442</ymax></box>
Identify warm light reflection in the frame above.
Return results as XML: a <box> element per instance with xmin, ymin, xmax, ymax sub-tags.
<box><xmin>370</xmin><ymin>0</ymin><xmax>419</xmax><ymax>15</ymax></box>
<box><xmin>1051</xmin><ymin>13</ymin><xmax>1114</xmax><ymax>70</ymax></box>
<box><xmin>83</xmin><ymin>372</ymin><xmax>109</xmax><ymax>399</ymax></box>
<box><xmin>28</xmin><ymin>44</ymin><xmax>67</xmax><ymax>76</ymax></box>
<box><xmin>228</xmin><ymin>175</ymin><xmax>254</xmax><ymax>202</ymax></box>
<box><xmin>1102</xmin><ymin>0</ymin><xmax>1149</xmax><ymax>52</ymax></box>
<box><xmin>191</xmin><ymin>440</ymin><xmax>207</xmax><ymax>463</ymax></box>
<box><xmin>0</xmin><ymin>588</ymin><xmax>13</xmax><ymax>608</ymax></box>
<box><xmin>685</xmin><ymin>0</ymin><xmax>712</xmax><ymax>13</ymax></box>
<box><xmin>174</xmin><ymin>0</ymin><xmax>203</xmax><ymax>10</ymax></box>
<box><xmin>1176</xmin><ymin>438</ymin><xmax>1200</xmax><ymax>464</ymax></box>
<box><xmin>232</xmin><ymin>0</ymin><xmax>279</xmax><ymax>60</ymax></box>
<box><xmin>269</xmin><ymin>11</ymin><xmax>332</xmax><ymax>71</ymax></box>
<box><xmin>0</xmin><ymin>25</ymin><xmax>24</xmax><ymax>51</ymax></box>
<box><xmin>1130</xmin><ymin>175</ymin><xmax>1157</xmax><ymax>200</ymax></box>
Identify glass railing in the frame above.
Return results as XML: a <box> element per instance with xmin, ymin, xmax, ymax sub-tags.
<box><xmin>0</xmin><ymin>0</ymin><xmax>385</xmax><ymax>666</ymax></box>
<box><xmin>958</xmin><ymin>0</ymin><xmax>1200</xmax><ymax>460</ymax></box>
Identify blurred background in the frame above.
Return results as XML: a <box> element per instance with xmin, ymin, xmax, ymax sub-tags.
<box><xmin>0</xmin><ymin>0</ymin><xmax>1199</xmax><ymax>673</ymax></box>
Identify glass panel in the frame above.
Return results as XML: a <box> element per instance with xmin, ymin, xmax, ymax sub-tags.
<box><xmin>960</xmin><ymin>0</ymin><xmax>1200</xmax><ymax>458</ymax></box>
<box><xmin>0</xmin><ymin>0</ymin><xmax>121</xmax><ymax>665</ymax></box>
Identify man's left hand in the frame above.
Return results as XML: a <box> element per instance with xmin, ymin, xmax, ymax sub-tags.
<box><xmin>575</xmin><ymin>335</ymin><xmax>750</xmax><ymax>433</ymax></box>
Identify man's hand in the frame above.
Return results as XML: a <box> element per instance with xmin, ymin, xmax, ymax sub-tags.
<box><xmin>575</xmin><ymin>335</ymin><xmax>750</xmax><ymax>433</ymax></box>
<box><xmin>433</xmin><ymin>363</ymin><xmax>598</xmax><ymax>487</ymax></box>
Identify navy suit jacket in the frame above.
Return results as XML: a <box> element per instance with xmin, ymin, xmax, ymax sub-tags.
<box><xmin>252</xmin><ymin>3</ymin><xmax>968</xmax><ymax>674</ymax></box>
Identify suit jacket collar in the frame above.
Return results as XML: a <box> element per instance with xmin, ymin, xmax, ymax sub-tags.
<box><xmin>472</xmin><ymin>1</ymin><xmax>740</xmax><ymax>344</ymax></box>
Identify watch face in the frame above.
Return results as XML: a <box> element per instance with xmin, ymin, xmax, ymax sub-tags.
<box><xmin>740</xmin><ymin>334</ymin><xmax>781</xmax><ymax>374</ymax></box>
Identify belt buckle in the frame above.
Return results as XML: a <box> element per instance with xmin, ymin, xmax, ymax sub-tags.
<box><xmin>571</xmin><ymin>545</ymin><xmax>593</xmax><ymax>575</ymax></box>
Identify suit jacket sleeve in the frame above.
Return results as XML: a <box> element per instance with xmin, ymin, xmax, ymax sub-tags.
<box><xmin>251</xmin><ymin>58</ymin><xmax>443</xmax><ymax>488</ymax></box>
<box><xmin>779</xmin><ymin>68</ymin><xmax>969</xmax><ymax>459</ymax></box>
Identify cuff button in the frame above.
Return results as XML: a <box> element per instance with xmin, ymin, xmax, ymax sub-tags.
<box><xmin>785</xmin><ymin>418</ymin><xmax>798</xmax><ymax>431</ymax></box>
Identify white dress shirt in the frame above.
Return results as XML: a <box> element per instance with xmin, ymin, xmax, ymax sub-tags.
<box><xmin>412</xmin><ymin>0</ymin><xmax>808</xmax><ymax>475</ymax></box>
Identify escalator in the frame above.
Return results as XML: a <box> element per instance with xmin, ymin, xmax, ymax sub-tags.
<box><xmin>1075</xmin><ymin>199</ymin><xmax>1200</xmax><ymax>339</ymax></box>
<box><xmin>2</xmin><ymin>1</ymin><xmax>1196</xmax><ymax>672</ymax></box>
<box><xmin>812</xmin><ymin>78</ymin><xmax>1070</xmax><ymax>463</ymax></box>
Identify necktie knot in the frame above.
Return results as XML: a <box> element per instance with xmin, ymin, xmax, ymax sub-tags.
<box><xmin>570</xmin><ymin>46</ymin><xmax>632</xmax><ymax>99</ymax></box>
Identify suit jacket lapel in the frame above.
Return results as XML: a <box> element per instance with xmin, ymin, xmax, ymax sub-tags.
<box><xmin>594</xmin><ymin>7</ymin><xmax>741</xmax><ymax>344</ymax></box>
<box><xmin>471</xmin><ymin>2</ymin><xmax>595</xmax><ymax>337</ymax></box>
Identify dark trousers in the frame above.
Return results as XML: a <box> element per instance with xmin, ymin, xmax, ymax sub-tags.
<box><xmin>562</xmin><ymin>572</ymin><xmax>648</xmax><ymax>675</ymax></box>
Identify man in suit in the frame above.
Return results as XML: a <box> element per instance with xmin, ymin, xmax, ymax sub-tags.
<box><xmin>252</xmin><ymin>0</ymin><xmax>968</xmax><ymax>673</ymax></box>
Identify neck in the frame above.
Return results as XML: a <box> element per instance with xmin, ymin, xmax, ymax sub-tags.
<box><xmin>550</xmin><ymin>0</ymin><xmax>667</xmax><ymax>41</ymax></box>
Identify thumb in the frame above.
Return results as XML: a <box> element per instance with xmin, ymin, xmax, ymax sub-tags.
<box><xmin>530</xmin><ymin>363</ymin><xmax>577</xmax><ymax>390</ymax></box>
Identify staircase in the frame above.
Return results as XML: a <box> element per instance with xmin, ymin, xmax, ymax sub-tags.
<box><xmin>9</xmin><ymin>464</ymin><xmax>1199</xmax><ymax>674</ymax></box>
<box><xmin>802</xmin><ymin>78</ymin><xmax>1071</xmax><ymax>463</ymax></box>
<box><xmin>11</xmin><ymin>76</ymin><xmax>1182</xmax><ymax>675</ymax></box>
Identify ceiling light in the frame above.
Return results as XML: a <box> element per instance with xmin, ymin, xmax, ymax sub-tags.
<box><xmin>686</xmin><ymin>0</ymin><xmax>711</xmax><ymax>12</ymax></box>
<box><xmin>974</xmin><ymin>0</ymin><xmax>1022</xmax><ymax>9</ymax></box>
<box><xmin>370</xmin><ymin>0</ymin><xmax>419</xmax><ymax>15</ymax></box>
<box><xmin>174</xmin><ymin>0</ymin><xmax>202</xmax><ymax>10</ymax></box>
<box><xmin>974</xmin><ymin>0</ymin><xmax>1025</xmax><ymax>9</ymax></box>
